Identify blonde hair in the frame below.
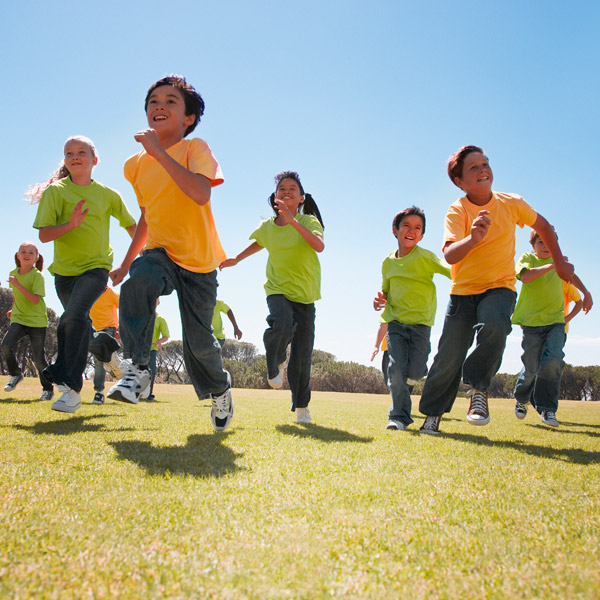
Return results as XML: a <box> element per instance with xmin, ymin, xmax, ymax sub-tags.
<box><xmin>15</xmin><ymin>241</ymin><xmax>43</xmax><ymax>271</ymax></box>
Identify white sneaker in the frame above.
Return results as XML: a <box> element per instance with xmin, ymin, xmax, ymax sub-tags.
<box><xmin>386</xmin><ymin>419</ymin><xmax>407</xmax><ymax>430</ymax></box>
<box><xmin>211</xmin><ymin>388</ymin><xmax>234</xmax><ymax>431</ymax></box>
<box><xmin>267</xmin><ymin>366</ymin><xmax>284</xmax><ymax>389</ymax></box>
<box><xmin>104</xmin><ymin>351</ymin><xmax>123</xmax><ymax>378</ymax></box>
<box><xmin>51</xmin><ymin>385</ymin><xmax>81</xmax><ymax>413</ymax></box>
<box><xmin>296</xmin><ymin>407</ymin><xmax>311</xmax><ymax>424</ymax></box>
<box><xmin>107</xmin><ymin>362</ymin><xmax>150</xmax><ymax>404</ymax></box>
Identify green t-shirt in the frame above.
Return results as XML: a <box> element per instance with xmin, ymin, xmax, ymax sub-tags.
<box><xmin>9</xmin><ymin>267</ymin><xmax>48</xmax><ymax>328</ymax></box>
<box><xmin>251</xmin><ymin>214</ymin><xmax>323</xmax><ymax>304</ymax></box>
<box><xmin>151</xmin><ymin>314</ymin><xmax>170</xmax><ymax>350</ymax></box>
<box><xmin>512</xmin><ymin>253</ymin><xmax>564</xmax><ymax>327</ymax></box>
<box><xmin>380</xmin><ymin>246</ymin><xmax>451</xmax><ymax>327</ymax></box>
<box><xmin>212</xmin><ymin>299</ymin><xmax>230</xmax><ymax>340</ymax></box>
<box><xmin>33</xmin><ymin>177</ymin><xmax>136</xmax><ymax>276</ymax></box>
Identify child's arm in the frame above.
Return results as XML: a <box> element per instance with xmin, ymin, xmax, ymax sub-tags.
<box><xmin>155</xmin><ymin>336</ymin><xmax>169</xmax><ymax>350</ymax></box>
<box><xmin>373</xmin><ymin>291</ymin><xmax>387</xmax><ymax>311</ymax></box>
<box><xmin>565</xmin><ymin>299</ymin><xmax>583</xmax><ymax>324</ymax></box>
<box><xmin>38</xmin><ymin>199</ymin><xmax>88</xmax><ymax>243</ymax></box>
<box><xmin>226</xmin><ymin>309</ymin><xmax>243</xmax><ymax>340</ymax></box>
<box><xmin>275</xmin><ymin>199</ymin><xmax>324</xmax><ymax>252</ymax></box>
<box><xmin>443</xmin><ymin>210</ymin><xmax>491</xmax><ymax>264</ymax></box>
<box><xmin>134</xmin><ymin>129</ymin><xmax>212</xmax><ymax>206</ymax></box>
<box><xmin>519</xmin><ymin>263</ymin><xmax>556</xmax><ymax>283</ymax></box>
<box><xmin>370</xmin><ymin>322</ymin><xmax>388</xmax><ymax>362</ymax></box>
<box><xmin>125</xmin><ymin>224</ymin><xmax>136</xmax><ymax>239</ymax></box>
<box><xmin>219</xmin><ymin>242</ymin><xmax>264</xmax><ymax>269</ymax></box>
<box><xmin>109</xmin><ymin>211</ymin><xmax>149</xmax><ymax>286</ymax></box>
<box><xmin>572</xmin><ymin>273</ymin><xmax>593</xmax><ymax>314</ymax></box>
<box><xmin>7</xmin><ymin>276</ymin><xmax>40</xmax><ymax>305</ymax></box>
<box><xmin>532</xmin><ymin>214</ymin><xmax>574</xmax><ymax>283</ymax></box>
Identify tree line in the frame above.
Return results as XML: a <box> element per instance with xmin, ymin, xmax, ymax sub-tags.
<box><xmin>1</xmin><ymin>287</ymin><xmax>598</xmax><ymax>400</ymax></box>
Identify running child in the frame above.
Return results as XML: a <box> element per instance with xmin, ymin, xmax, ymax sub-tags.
<box><xmin>108</xmin><ymin>75</ymin><xmax>233</xmax><ymax>432</ymax></box>
<box><xmin>419</xmin><ymin>145</ymin><xmax>574</xmax><ymax>435</ymax></box>
<box><xmin>148</xmin><ymin>300</ymin><xmax>170</xmax><ymax>401</ymax></box>
<box><xmin>373</xmin><ymin>207</ymin><xmax>451</xmax><ymax>430</ymax></box>
<box><xmin>2</xmin><ymin>242</ymin><xmax>53</xmax><ymax>400</ymax></box>
<box><xmin>370</xmin><ymin>322</ymin><xmax>389</xmax><ymax>386</ymax></box>
<box><xmin>512</xmin><ymin>230</ymin><xmax>592</xmax><ymax>427</ymax></box>
<box><xmin>31</xmin><ymin>136</ymin><xmax>136</xmax><ymax>413</ymax></box>
<box><xmin>220</xmin><ymin>171</ymin><xmax>324</xmax><ymax>424</ymax></box>
<box><xmin>212</xmin><ymin>299</ymin><xmax>243</xmax><ymax>347</ymax></box>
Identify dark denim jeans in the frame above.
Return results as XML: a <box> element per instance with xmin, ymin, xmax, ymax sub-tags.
<box><xmin>419</xmin><ymin>288</ymin><xmax>516</xmax><ymax>416</ymax></box>
<box><xmin>1</xmin><ymin>323</ymin><xmax>52</xmax><ymax>391</ymax></box>
<box><xmin>514</xmin><ymin>323</ymin><xmax>566</xmax><ymax>412</ymax></box>
<box><xmin>119</xmin><ymin>248</ymin><xmax>229</xmax><ymax>399</ymax></box>
<box><xmin>386</xmin><ymin>321</ymin><xmax>431</xmax><ymax>425</ymax></box>
<box><xmin>149</xmin><ymin>348</ymin><xmax>158</xmax><ymax>395</ymax></box>
<box><xmin>264</xmin><ymin>294</ymin><xmax>315</xmax><ymax>411</ymax></box>
<box><xmin>93</xmin><ymin>326</ymin><xmax>117</xmax><ymax>391</ymax></box>
<box><xmin>48</xmin><ymin>269</ymin><xmax>108</xmax><ymax>392</ymax></box>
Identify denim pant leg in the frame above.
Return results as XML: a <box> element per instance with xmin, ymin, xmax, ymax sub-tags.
<box><xmin>175</xmin><ymin>267</ymin><xmax>230</xmax><ymax>398</ymax></box>
<box><xmin>264</xmin><ymin>295</ymin><xmax>295</xmax><ymax>380</ymax></box>
<box><xmin>51</xmin><ymin>269</ymin><xmax>108</xmax><ymax>392</ymax></box>
<box><xmin>2</xmin><ymin>323</ymin><xmax>27</xmax><ymax>376</ymax></box>
<box><xmin>463</xmin><ymin>288</ymin><xmax>516</xmax><ymax>391</ymax></box>
<box><xmin>149</xmin><ymin>349</ymin><xmax>158</xmax><ymax>394</ymax></box>
<box><xmin>287</xmin><ymin>301</ymin><xmax>315</xmax><ymax>410</ymax></box>
<box><xmin>27</xmin><ymin>326</ymin><xmax>52</xmax><ymax>391</ymax></box>
<box><xmin>514</xmin><ymin>326</ymin><xmax>543</xmax><ymax>408</ymax></box>
<box><xmin>531</xmin><ymin>324</ymin><xmax>565</xmax><ymax>412</ymax></box>
<box><xmin>386</xmin><ymin>322</ymin><xmax>413</xmax><ymax>424</ymax></box>
<box><xmin>119</xmin><ymin>250</ymin><xmax>174</xmax><ymax>365</ymax></box>
<box><xmin>419</xmin><ymin>296</ymin><xmax>478</xmax><ymax>416</ymax></box>
<box><xmin>92</xmin><ymin>327</ymin><xmax>116</xmax><ymax>391</ymax></box>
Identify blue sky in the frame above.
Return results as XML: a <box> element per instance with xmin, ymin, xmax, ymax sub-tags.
<box><xmin>2</xmin><ymin>0</ymin><xmax>599</xmax><ymax>374</ymax></box>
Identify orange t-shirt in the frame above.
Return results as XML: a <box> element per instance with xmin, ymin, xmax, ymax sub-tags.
<box><xmin>563</xmin><ymin>282</ymin><xmax>581</xmax><ymax>333</ymax></box>
<box><xmin>90</xmin><ymin>287</ymin><xmax>119</xmax><ymax>331</ymax></box>
<box><xmin>444</xmin><ymin>192</ymin><xmax>537</xmax><ymax>295</ymax></box>
<box><xmin>124</xmin><ymin>137</ymin><xmax>225</xmax><ymax>273</ymax></box>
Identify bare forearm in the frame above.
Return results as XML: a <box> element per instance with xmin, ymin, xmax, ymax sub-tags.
<box><xmin>290</xmin><ymin>219</ymin><xmax>324</xmax><ymax>252</ymax></box>
<box><xmin>154</xmin><ymin>150</ymin><xmax>212</xmax><ymax>205</ymax></box>
<box><xmin>519</xmin><ymin>264</ymin><xmax>555</xmax><ymax>283</ymax></box>
<box><xmin>12</xmin><ymin>283</ymin><xmax>40</xmax><ymax>305</ymax></box>
<box><xmin>38</xmin><ymin>222</ymin><xmax>76</xmax><ymax>243</ymax></box>
<box><xmin>443</xmin><ymin>237</ymin><xmax>478</xmax><ymax>264</ymax></box>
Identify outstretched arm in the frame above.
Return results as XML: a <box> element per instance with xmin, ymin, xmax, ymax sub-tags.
<box><xmin>219</xmin><ymin>242</ymin><xmax>264</xmax><ymax>269</ymax></box>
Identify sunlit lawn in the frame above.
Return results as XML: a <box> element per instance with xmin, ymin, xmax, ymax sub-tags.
<box><xmin>1</xmin><ymin>377</ymin><xmax>599</xmax><ymax>599</ymax></box>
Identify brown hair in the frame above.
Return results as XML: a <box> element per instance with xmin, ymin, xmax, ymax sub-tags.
<box><xmin>447</xmin><ymin>145</ymin><xmax>486</xmax><ymax>187</ymax></box>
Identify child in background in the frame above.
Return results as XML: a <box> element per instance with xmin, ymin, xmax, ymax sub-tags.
<box><xmin>220</xmin><ymin>171</ymin><xmax>324</xmax><ymax>424</ymax></box>
<box><xmin>212</xmin><ymin>299</ymin><xmax>243</xmax><ymax>347</ymax></box>
<box><xmin>2</xmin><ymin>242</ymin><xmax>53</xmax><ymax>400</ymax></box>
<box><xmin>148</xmin><ymin>300</ymin><xmax>170</xmax><ymax>401</ymax></box>
<box><xmin>31</xmin><ymin>136</ymin><xmax>136</xmax><ymax>413</ymax></box>
<box><xmin>109</xmin><ymin>75</ymin><xmax>233</xmax><ymax>432</ymax></box>
<box><xmin>419</xmin><ymin>145</ymin><xmax>574</xmax><ymax>435</ymax></box>
<box><xmin>370</xmin><ymin>322</ymin><xmax>389</xmax><ymax>386</ymax></box>
<box><xmin>512</xmin><ymin>230</ymin><xmax>592</xmax><ymax>427</ymax></box>
<box><xmin>373</xmin><ymin>207</ymin><xmax>451</xmax><ymax>430</ymax></box>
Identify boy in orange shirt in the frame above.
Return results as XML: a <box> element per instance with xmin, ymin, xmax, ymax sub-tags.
<box><xmin>419</xmin><ymin>145</ymin><xmax>574</xmax><ymax>435</ymax></box>
<box><xmin>109</xmin><ymin>75</ymin><xmax>232</xmax><ymax>431</ymax></box>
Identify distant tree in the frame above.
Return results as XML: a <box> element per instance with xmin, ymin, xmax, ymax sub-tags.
<box><xmin>159</xmin><ymin>340</ymin><xmax>189</xmax><ymax>384</ymax></box>
<box><xmin>222</xmin><ymin>340</ymin><xmax>261</xmax><ymax>364</ymax></box>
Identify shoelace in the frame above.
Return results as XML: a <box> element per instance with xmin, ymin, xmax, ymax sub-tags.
<box><xmin>423</xmin><ymin>416</ymin><xmax>440</xmax><ymax>430</ymax></box>
<box><xmin>469</xmin><ymin>392</ymin><xmax>488</xmax><ymax>415</ymax></box>
<box><xmin>213</xmin><ymin>393</ymin><xmax>232</xmax><ymax>416</ymax></box>
<box><xmin>544</xmin><ymin>411</ymin><xmax>556</xmax><ymax>420</ymax></box>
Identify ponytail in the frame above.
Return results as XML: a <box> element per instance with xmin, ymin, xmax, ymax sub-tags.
<box><xmin>301</xmin><ymin>193</ymin><xmax>324</xmax><ymax>230</ymax></box>
<box><xmin>24</xmin><ymin>164</ymin><xmax>70</xmax><ymax>205</ymax></box>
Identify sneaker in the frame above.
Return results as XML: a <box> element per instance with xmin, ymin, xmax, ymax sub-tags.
<box><xmin>107</xmin><ymin>362</ymin><xmax>150</xmax><ymax>404</ymax></box>
<box><xmin>51</xmin><ymin>385</ymin><xmax>81</xmax><ymax>413</ymax></box>
<box><xmin>211</xmin><ymin>388</ymin><xmax>234</xmax><ymax>431</ymax></box>
<box><xmin>386</xmin><ymin>419</ymin><xmax>407</xmax><ymax>430</ymax></box>
<box><xmin>267</xmin><ymin>364</ymin><xmax>285</xmax><ymax>389</ymax></box>
<box><xmin>296</xmin><ymin>407</ymin><xmax>311</xmax><ymax>424</ymax></box>
<box><xmin>104</xmin><ymin>351</ymin><xmax>123</xmax><ymax>378</ymax></box>
<box><xmin>39</xmin><ymin>390</ymin><xmax>54</xmax><ymax>401</ymax></box>
<box><xmin>466</xmin><ymin>389</ymin><xmax>490</xmax><ymax>426</ymax></box>
<box><xmin>540</xmin><ymin>411</ymin><xmax>559</xmax><ymax>428</ymax></box>
<box><xmin>92</xmin><ymin>392</ymin><xmax>105</xmax><ymax>405</ymax></box>
<box><xmin>419</xmin><ymin>415</ymin><xmax>441</xmax><ymax>435</ymax></box>
<box><xmin>139</xmin><ymin>385</ymin><xmax>151</xmax><ymax>400</ymax></box>
<box><xmin>515</xmin><ymin>401</ymin><xmax>528</xmax><ymax>420</ymax></box>
<box><xmin>4</xmin><ymin>374</ymin><xmax>24</xmax><ymax>392</ymax></box>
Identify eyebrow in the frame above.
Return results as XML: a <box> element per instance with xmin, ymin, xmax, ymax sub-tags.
<box><xmin>149</xmin><ymin>92</ymin><xmax>181</xmax><ymax>101</ymax></box>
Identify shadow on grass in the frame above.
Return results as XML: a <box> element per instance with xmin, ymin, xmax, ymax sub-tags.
<box><xmin>0</xmin><ymin>396</ymin><xmax>45</xmax><ymax>405</ymax></box>
<box><xmin>110</xmin><ymin>432</ymin><xmax>243</xmax><ymax>478</ymax></box>
<box><xmin>444</xmin><ymin>431</ymin><xmax>600</xmax><ymax>465</ymax></box>
<box><xmin>12</xmin><ymin>414</ymin><xmax>139</xmax><ymax>436</ymax></box>
<box><xmin>276</xmin><ymin>423</ymin><xmax>373</xmax><ymax>443</ymax></box>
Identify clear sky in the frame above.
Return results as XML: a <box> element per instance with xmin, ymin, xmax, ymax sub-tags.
<box><xmin>2</xmin><ymin>0</ymin><xmax>599</xmax><ymax>374</ymax></box>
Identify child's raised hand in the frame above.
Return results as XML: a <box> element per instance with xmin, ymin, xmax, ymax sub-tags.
<box><xmin>8</xmin><ymin>275</ymin><xmax>17</xmax><ymax>287</ymax></box>
<box><xmin>70</xmin><ymin>199</ymin><xmax>89</xmax><ymax>228</ymax></box>
<box><xmin>470</xmin><ymin>210</ymin><xmax>491</xmax><ymax>243</ymax></box>
<box><xmin>134</xmin><ymin>129</ymin><xmax>163</xmax><ymax>158</ymax></box>
<box><xmin>373</xmin><ymin>291</ymin><xmax>387</xmax><ymax>311</ymax></box>
<box><xmin>273</xmin><ymin>198</ymin><xmax>295</xmax><ymax>224</ymax></box>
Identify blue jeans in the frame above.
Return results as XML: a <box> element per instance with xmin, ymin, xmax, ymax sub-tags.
<box><xmin>149</xmin><ymin>349</ymin><xmax>158</xmax><ymax>394</ymax></box>
<box><xmin>514</xmin><ymin>323</ymin><xmax>566</xmax><ymax>412</ymax></box>
<box><xmin>264</xmin><ymin>294</ymin><xmax>315</xmax><ymax>411</ymax></box>
<box><xmin>387</xmin><ymin>321</ymin><xmax>431</xmax><ymax>425</ymax></box>
<box><xmin>419</xmin><ymin>288</ymin><xmax>516</xmax><ymax>416</ymax></box>
<box><xmin>48</xmin><ymin>269</ymin><xmax>108</xmax><ymax>392</ymax></box>
<box><xmin>119</xmin><ymin>248</ymin><xmax>229</xmax><ymax>399</ymax></box>
<box><xmin>93</xmin><ymin>326</ymin><xmax>117</xmax><ymax>391</ymax></box>
<box><xmin>1</xmin><ymin>323</ymin><xmax>52</xmax><ymax>391</ymax></box>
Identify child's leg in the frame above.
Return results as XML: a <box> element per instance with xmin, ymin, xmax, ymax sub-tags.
<box><xmin>175</xmin><ymin>268</ymin><xmax>230</xmax><ymax>398</ymax></box>
<box><xmin>462</xmin><ymin>287</ymin><xmax>516</xmax><ymax>392</ymax></box>
<box><xmin>148</xmin><ymin>349</ymin><xmax>158</xmax><ymax>394</ymax></box>
<box><xmin>530</xmin><ymin>323</ymin><xmax>566</xmax><ymax>413</ymax></box>
<box><xmin>406</xmin><ymin>324</ymin><xmax>432</xmax><ymax>383</ymax></box>
<box><xmin>263</xmin><ymin>295</ymin><xmax>295</xmax><ymax>380</ymax></box>
<box><xmin>387</xmin><ymin>322</ymin><xmax>414</xmax><ymax>425</ymax></box>
<box><xmin>51</xmin><ymin>269</ymin><xmax>108</xmax><ymax>392</ymax></box>
<box><xmin>1</xmin><ymin>323</ymin><xmax>27</xmax><ymax>376</ymax></box>
<box><xmin>514</xmin><ymin>326</ymin><xmax>543</xmax><ymax>408</ymax></box>
<box><xmin>419</xmin><ymin>295</ymin><xmax>477</xmax><ymax>416</ymax></box>
<box><xmin>287</xmin><ymin>301</ymin><xmax>315</xmax><ymax>411</ymax></box>
<box><xmin>26</xmin><ymin>326</ymin><xmax>53</xmax><ymax>391</ymax></box>
<box><xmin>119</xmin><ymin>250</ymin><xmax>174</xmax><ymax>366</ymax></box>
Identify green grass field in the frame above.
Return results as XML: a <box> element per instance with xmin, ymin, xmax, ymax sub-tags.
<box><xmin>1</xmin><ymin>377</ymin><xmax>599</xmax><ymax>599</ymax></box>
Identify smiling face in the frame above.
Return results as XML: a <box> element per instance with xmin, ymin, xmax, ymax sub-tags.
<box><xmin>146</xmin><ymin>85</ymin><xmax>196</xmax><ymax>142</ymax></box>
<box><xmin>454</xmin><ymin>152</ymin><xmax>493</xmax><ymax>199</ymax></box>
<box><xmin>393</xmin><ymin>214</ymin><xmax>424</xmax><ymax>256</ymax></box>
<box><xmin>533</xmin><ymin>237</ymin><xmax>551</xmax><ymax>259</ymax></box>
<box><xmin>275</xmin><ymin>178</ymin><xmax>304</xmax><ymax>214</ymax></box>
<box><xmin>17</xmin><ymin>243</ymin><xmax>38</xmax><ymax>271</ymax></box>
<box><xmin>63</xmin><ymin>139</ymin><xmax>97</xmax><ymax>182</ymax></box>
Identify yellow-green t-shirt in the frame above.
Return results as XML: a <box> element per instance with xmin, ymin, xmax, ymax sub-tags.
<box><xmin>251</xmin><ymin>214</ymin><xmax>323</xmax><ymax>304</ymax></box>
<box><xmin>380</xmin><ymin>246</ymin><xmax>451</xmax><ymax>326</ymax></box>
<box><xmin>9</xmin><ymin>267</ymin><xmax>48</xmax><ymax>328</ymax></box>
<box><xmin>444</xmin><ymin>191</ymin><xmax>537</xmax><ymax>295</ymax></box>
<box><xmin>212</xmin><ymin>299</ymin><xmax>230</xmax><ymax>340</ymax></box>
<box><xmin>33</xmin><ymin>177</ymin><xmax>136</xmax><ymax>276</ymax></box>
<box><xmin>512</xmin><ymin>253</ymin><xmax>564</xmax><ymax>327</ymax></box>
<box><xmin>124</xmin><ymin>138</ymin><xmax>225</xmax><ymax>273</ymax></box>
<box><xmin>151</xmin><ymin>314</ymin><xmax>170</xmax><ymax>351</ymax></box>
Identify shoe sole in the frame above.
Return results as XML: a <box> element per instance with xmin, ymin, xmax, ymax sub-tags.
<box><xmin>51</xmin><ymin>402</ymin><xmax>81</xmax><ymax>413</ymax></box>
<box><xmin>515</xmin><ymin>413</ymin><xmax>527</xmax><ymax>420</ymax></box>
<box><xmin>107</xmin><ymin>389</ymin><xmax>139</xmax><ymax>404</ymax></box>
<box><xmin>466</xmin><ymin>414</ymin><xmax>490</xmax><ymax>426</ymax></box>
<box><xmin>419</xmin><ymin>429</ymin><xmax>440</xmax><ymax>436</ymax></box>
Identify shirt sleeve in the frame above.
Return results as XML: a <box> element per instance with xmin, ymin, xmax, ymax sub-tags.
<box><xmin>515</xmin><ymin>253</ymin><xmax>535</xmax><ymax>280</ymax></box>
<box><xmin>188</xmin><ymin>138</ymin><xmax>224</xmax><ymax>187</ymax></box>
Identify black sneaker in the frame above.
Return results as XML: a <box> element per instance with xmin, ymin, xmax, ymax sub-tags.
<box><xmin>466</xmin><ymin>389</ymin><xmax>490</xmax><ymax>425</ymax></box>
<box><xmin>515</xmin><ymin>401</ymin><xmax>528</xmax><ymax>420</ymax></box>
<box><xmin>419</xmin><ymin>415</ymin><xmax>441</xmax><ymax>435</ymax></box>
<box><xmin>540</xmin><ymin>411</ymin><xmax>559</xmax><ymax>428</ymax></box>
<box><xmin>4</xmin><ymin>374</ymin><xmax>24</xmax><ymax>392</ymax></box>
<box><xmin>92</xmin><ymin>392</ymin><xmax>105</xmax><ymax>405</ymax></box>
